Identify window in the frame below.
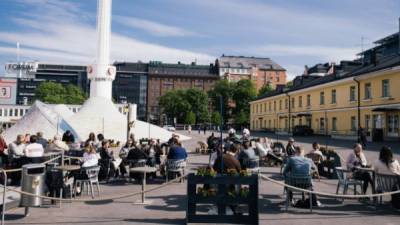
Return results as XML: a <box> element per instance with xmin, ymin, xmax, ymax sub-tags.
<box><xmin>20</xmin><ymin>109</ymin><xmax>24</xmax><ymax>116</ymax></box>
<box><xmin>299</xmin><ymin>118</ymin><xmax>302</xmax><ymax>125</ymax></box>
<box><xmin>319</xmin><ymin>118</ymin><xmax>325</xmax><ymax>131</ymax></box>
<box><xmin>298</xmin><ymin>96</ymin><xmax>302</xmax><ymax>108</ymax></box>
<box><xmin>350</xmin><ymin>86</ymin><xmax>356</xmax><ymax>101</ymax></box>
<box><xmin>364</xmin><ymin>83</ymin><xmax>371</xmax><ymax>99</ymax></box>
<box><xmin>273</xmin><ymin>101</ymin><xmax>276</xmax><ymax>111</ymax></box>
<box><xmin>291</xmin><ymin>98</ymin><xmax>295</xmax><ymax>109</ymax></box>
<box><xmin>320</xmin><ymin>92</ymin><xmax>325</xmax><ymax>105</ymax></box>
<box><xmin>285</xmin><ymin>99</ymin><xmax>288</xmax><ymax>109</ymax></box>
<box><xmin>387</xmin><ymin>115</ymin><xmax>399</xmax><ymax>134</ymax></box>
<box><xmin>14</xmin><ymin>109</ymin><xmax>18</xmax><ymax>117</ymax></box>
<box><xmin>365</xmin><ymin>115</ymin><xmax>370</xmax><ymax>131</ymax></box>
<box><xmin>351</xmin><ymin>116</ymin><xmax>357</xmax><ymax>131</ymax></box>
<box><xmin>332</xmin><ymin>117</ymin><xmax>337</xmax><ymax>131</ymax></box>
<box><xmin>285</xmin><ymin>119</ymin><xmax>288</xmax><ymax>129</ymax></box>
<box><xmin>269</xmin><ymin>102</ymin><xmax>272</xmax><ymax>111</ymax></box>
<box><xmin>0</xmin><ymin>109</ymin><xmax>2</xmax><ymax>116</ymax></box>
<box><xmin>331</xmin><ymin>89</ymin><xmax>336</xmax><ymax>104</ymax></box>
<box><xmin>382</xmin><ymin>79</ymin><xmax>390</xmax><ymax>97</ymax></box>
<box><xmin>268</xmin><ymin>120</ymin><xmax>271</xmax><ymax>128</ymax></box>
<box><xmin>279</xmin><ymin>100</ymin><xmax>282</xmax><ymax>110</ymax></box>
<box><xmin>4</xmin><ymin>109</ymin><xmax>7</xmax><ymax>117</ymax></box>
<box><xmin>307</xmin><ymin>94</ymin><xmax>311</xmax><ymax>107</ymax></box>
<box><xmin>256</xmin><ymin>105</ymin><xmax>258</xmax><ymax>113</ymax></box>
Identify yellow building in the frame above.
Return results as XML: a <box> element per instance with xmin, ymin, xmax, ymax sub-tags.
<box><xmin>250</xmin><ymin>32</ymin><xmax>400</xmax><ymax>141</ymax></box>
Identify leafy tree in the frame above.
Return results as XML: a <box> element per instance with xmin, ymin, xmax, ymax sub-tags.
<box><xmin>234</xmin><ymin>110</ymin><xmax>249</xmax><ymax>127</ymax></box>
<box><xmin>185</xmin><ymin>88</ymin><xmax>209</xmax><ymax>123</ymax></box>
<box><xmin>208</xmin><ymin>80</ymin><xmax>233</xmax><ymax>123</ymax></box>
<box><xmin>158</xmin><ymin>90</ymin><xmax>190</xmax><ymax>123</ymax></box>
<box><xmin>211</xmin><ymin>111</ymin><xmax>222</xmax><ymax>126</ymax></box>
<box><xmin>35</xmin><ymin>82</ymin><xmax>66</xmax><ymax>104</ymax></box>
<box><xmin>35</xmin><ymin>82</ymin><xmax>87</xmax><ymax>105</ymax></box>
<box><xmin>184</xmin><ymin>111</ymin><xmax>196</xmax><ymax>125</ymax></box>
<box><xmin>232</xmin><ymin>79</ymin><xmax>257</xmax><ymax>115</ymax></box>
<box><xmin>285</xmin><ymin>81</ymin><xmax>293</xmax><ymax>89</ymax></box>
<box><xmin>258</xmin><ymin>83</ymin><xmax>274</xmax><ymax>97</ymax></box>
<box><xmin>65</xmin><ymin>84</ymin><xmax>87</xmax><ymax>104</ymax></box>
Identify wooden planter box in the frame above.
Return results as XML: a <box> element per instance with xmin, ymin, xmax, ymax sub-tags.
<box><xmin>186</xmin><ymin>173</ymin><xmax>258</xmax><ymax>224</ymax></box>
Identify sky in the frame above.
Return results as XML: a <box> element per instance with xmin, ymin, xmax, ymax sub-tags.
<box><xmin>0</xmin><ymin>0</ymin><xmax>398</xmax><ymax>80</ymax></box>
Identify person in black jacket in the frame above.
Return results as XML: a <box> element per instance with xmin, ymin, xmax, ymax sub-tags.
<box><xmin>62</xmin><ymin>130</ymin><xmax>75</xmax><ymax>144</ymax></box>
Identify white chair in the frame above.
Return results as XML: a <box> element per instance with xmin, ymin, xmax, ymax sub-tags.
<box><xmin>74</xmin><ymin>166</ymin><xmax>101</xmax><ymax>199</ymax></box>
<box><xmin>166</xmin><ymin>159</ymin><xmax>186</xmax><ymax>182</ymax></box>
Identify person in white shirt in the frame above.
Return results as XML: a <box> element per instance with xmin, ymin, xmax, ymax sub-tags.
<box><xmin>346</xmin><ymin>143</ymin><xmax>372</xmax><ymax>194</ymax></box>
<box><xmin>8</xmin><ymin>134</ymin><xmax>25</xmax><ymax>161</ymax></box>
<box><xmin>374</xmin><ymin>146</ymin><xmax>400</xmax><ymax>176</ymax></box>
<box><xmin>24</xmin><ymin>135</ymin><xmax>44</xmax><ymax>161</ymax></box>
<box><xmin>82</xmin><ymin>144</ymin><xmax>99</xmax><ymax>168</ymax></box>
<box><xmin>309</xmin><ymin>142</ymin><xmax>325</xmax><ymax>160</ymax></box>
<box><xmin>46</xmin><ymin>135</ymin><xmax>69</xmax><ymax>153</ymax></box>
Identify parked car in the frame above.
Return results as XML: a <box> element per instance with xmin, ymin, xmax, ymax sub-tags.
<box><xmin>292</xmin><ymin>125</ymin><xmax>314</xmax><ymax>136</ymax></box>
<box><xmin>163</xmin><ymin>125</ymin><xmax>176</xmax><ymax>131</ymax></box>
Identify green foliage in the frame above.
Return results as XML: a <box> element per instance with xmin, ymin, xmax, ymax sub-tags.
<box><xmin>211</xmin><ymin>111</ymin><xmax>222</xmax><ymax>126</ymax></box>
<box><xmin>285</xmin><ymin>81</ymin><xmax>293</xmax><ymax>88</ymax></box>
<box><xmin>158</xmin><ymin>90</ymin><xmax>191</xmax><ymax>123</ymax></box>
<box><xmin>234</xmin><ymin>110</ymin><xmax>249</xmax><ymax>127</ymax></box>
<box><xmin>258</xmin><ymin>83</ymin><xmax>274</xmax><ymax>97</ymax></box>
<box><xmin>184</xmin><ymin>111</ymin><xmax>196</xmax><ymax>125</ymax></box>
<box><xmin>208</xmin><ymin>80</ymin><xmax>233</xmax><ymax>122</ymax></box>
<box><xmin>185</xmin><ymin>88</ymin><xmax>209</xmax><ymax>123</ymax></box>
<box><xmin>35</xmin><ymin>82</ymin><xmax>87</xmax><ymax>105</ymax></box>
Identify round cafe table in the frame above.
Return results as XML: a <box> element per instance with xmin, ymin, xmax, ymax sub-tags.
<box><xmin>56</xmin><ymin>165</ymin><xmax>81</xmax><ymax>171</ymax></box>
<box><xmin>129</xmin><ymin>166</ymin><xmax>157</xmax><ymax>204</ymax></box>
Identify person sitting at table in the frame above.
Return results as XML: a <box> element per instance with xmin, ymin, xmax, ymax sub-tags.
<box><xmin>99</xmin><ymin>140</ymin><xmax>123</xmax><ymax>179</ymax></box>
<box><xmin>8</xmin><ymin>134</ymin><xmax>26</xmax><ymax>185</ymax></box>
<box><xmin>36</xmin><ymin>132</ymin><xmax>48</xmax><ymax>149</ymax></box>
<box><xmin>73</xmin><ymin>144</ymin><xmax>98</xmax><ymax>194</ymax></box>
<box><xmin>62</xmin><ymin>130</ymin><xmax>75</xmax><ymax>144</ymax></box>
<box><xmin>286</xmin><ymin>138</ymin><xmax>297</xmax><ymax>157</ymax></box>
<box><xmin>346</xmin><ymin>143</ymin><xmax>373</xmax><ymax>194</ymax></box>
<box><xmin>46</xmin><ymin>135</ymin><xmax>69</xmax><ymax>153</ymax></box>
<box><xmin>283</xmin><ymin>146</ymin><xmax>320</xmax><ymax>206</ymax></box>
<box><xmin>96</xmin><ymin>133</ymin><xmax>105</xmax><ymax>149</ymax></box>
<box><xmin>24</xmin><ymin>133</ymin><xmax>30</xmax><ymax>144</ymax></box>
<box><xmin>85</xmin><ymin>132</ymin><xmax>97</xmax><ymax>148</ymax></box>
<box><xmin>213</xmin><ymin>144</ymin><xmax>241</xmax><ymax>173</ymax></box>
<box><xmin>255</xmin><ymin>137</ymin><xmax>282</xmax><ymax>164</ymax></box>
<box><xmin>167</xmin><ymin>138</ymin><xmax>187</xmax><ymax>161</ymax></box>
<box><xmin>308</xmin><ymin>142</ymin><xmax>324</xmax><ymax>159</ymax></box>
<box><xmin>374</xmin><ymin>146</ymin><xmax>400</xmax><ymax>176</ymax></box>
<box><xmin>24</xmin><ymin>135</ymin><xmax>44</xmax><ymax>163</ymax></box>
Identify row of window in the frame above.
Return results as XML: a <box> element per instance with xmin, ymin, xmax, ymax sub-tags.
<box><xmin>253</xmin><ymin>79</ymin><xmax>391</xmax><ymax>114</ymax></box>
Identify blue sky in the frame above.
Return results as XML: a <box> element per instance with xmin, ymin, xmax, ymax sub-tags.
<box><xmin>0</xmin><ymin>0</ymin><xmax>398</xmax><ymax>80</ymax></box>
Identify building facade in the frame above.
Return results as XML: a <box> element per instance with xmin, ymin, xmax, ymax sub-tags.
<box><xmin>250</xmin><ymin>32</ymin><xmax>400</xmax><ymax>141</ymax></box>
<box><xmin>147</xmin><ymin>61</ymin><xmax>219</xmax><ymax>124</ymax></box>
<box><xmin>218</xmin><ymin>55</ymin><xmax>287</xmax><ymax>91</ymax></box>
<box><xmin>113</xmin><ymin>62</ymin><xmax>148</xmax><ymax>120</ymax></box>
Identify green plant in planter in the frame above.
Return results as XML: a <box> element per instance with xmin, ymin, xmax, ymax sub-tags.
<box><xmin>226</xmin><ymin>169</ymin><xmax>238</xmax><ymax>176</ymax></box>
<box><xmin>196</xmin><ymin>167</ymin><xmax>217</xmax><ymax>177</ymax></box>
<box><xmin>239</xmin><ymin>187</ymin><xmax>249</xmax><ymax>197</ymax></box>
<box><xmin>227</xmin><ymin>190</ymin><xmax>236</xmax><ymax>198</ymax></box>
<box><xmin>239</xmin><ymin>170</ymin><xmax>250</xmax><ymax>177</ymax></box>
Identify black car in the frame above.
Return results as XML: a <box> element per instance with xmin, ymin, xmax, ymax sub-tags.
<box><xmin>292</xmin><ymin>125</ymin><xmax>314</xmax><ymax>136</ymax></box>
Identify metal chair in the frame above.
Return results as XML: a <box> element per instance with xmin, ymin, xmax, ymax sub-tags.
<box><xmin>74</xmin><ymin>166</ymin><xmax>101</xmax><ymax>199</ymax></box>
<box><xmin>375</xmin><ymin>173</ymin><xmax>400</xmax><ymax>205</ymax></box>
<box><xmin>166</xmin><ymin>159</ymin><xmax>186</xmax><ymax>182</ymax></box>
<box><xmin>334</xmin><ymin>167</ymin><xmax>363</xmax><ymax>202</ymax></box>
<box><xmin>284</xmin><ymin>174</ymin><xmax>313</xmax><ymax>212</ymax></box>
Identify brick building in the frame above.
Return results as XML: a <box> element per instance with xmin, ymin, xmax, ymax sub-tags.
<box><xmin>217</xmin><ymin>55</ymin><xmax>287</xmax><ymax>91</ymax></box>
<box><xmin>147</xmin><ymin>61</ymin><xmax>219</xmax><ymax>124</ymax></box>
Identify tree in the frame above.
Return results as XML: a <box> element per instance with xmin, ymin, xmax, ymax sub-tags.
<box><xmin>234</xmin><ymin>110</ymin><xmax>249</xmax><ymax>127</ymax></box>
<box><xmin>184</xmin><ymin>111</ymin><xmax>196</xmax><ymax>125</ymax></box>
<box><xmin>208</xmin><ymin>80</ymin><xmax>233</xmax><ymax>123</ymax></box>
<box><xmin>232</xmin><ymin>79</ymin><xmax>257</xmax><ymax>115</ymax></box>
<box><xmin>211</xmin><ymin>111</ymin><xmax>222</xmax><ymax>126</ymax></box>
<box><xmin>185</xmin><ymin>88</ymin><xmax>209</xmax><ymax>123</ymax></box>
<box><xmin>285</xmin><ymin>80</ymin><xmax>293</xmax><ymax>89</ymax></box>
<box><xmin>35</xmin><ymin>82</ymin><xmax>87</xmax><ymax>105</ymax></box>
<box><xmin>158</xmin><ymin>90</ymin><xmax>190</xmax><ymax>123</ymax></box>
<box><xmin>35</xmin><ymin>82</ymin><xmax>66</xmax><ymax>104</ymax></box>
<box><xmin>258</xmin><ymin>83</ymin><xmax>274</xmax><ymax>97</ymax></box>
<box><xmin>65</xmin><ymin>84</ymin><xmax>87</xmax><ymax>104</ymax></box>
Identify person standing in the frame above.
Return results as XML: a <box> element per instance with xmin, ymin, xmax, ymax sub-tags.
<box><xmin>286</xmin><ymin>138</ymin><xmax>297</xmax><ymax>157</ymax></box>
<box><xmin>36</xmin><ymin>132</ymin><xmax>48</xmax><ymax>149</ymax></box>
<box><xmin>203</xmin><ymin>124</ymin><xmax>207</xmax><ymax>135</ymax></box>
<box><xmin>188</xmin><ymin>125</ymin><xmax>192</xmax><ymax>134</ymax></box>
<box><xmin>358</xmin><ymin>126</ymin><xmax>367</xmax><ymax>149</ymax></box>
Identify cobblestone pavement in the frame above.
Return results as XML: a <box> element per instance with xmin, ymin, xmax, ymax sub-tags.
<box><xmin>3</xmin><ymin>130</ymin><xmax>399</xmax><ymax>225</ymax></box>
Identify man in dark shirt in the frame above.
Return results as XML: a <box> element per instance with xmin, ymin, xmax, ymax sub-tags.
<box><xmin>167</xmin><ymin>139</ymin><xmax>187</xmax><ymax>160</ymax></box>
<box><xmin>127</xmin><ymin>147</ymin><xmax>148</xmax><ymax>160</ymax></box>
<box><xmin>285</xmin><ymin>138</ymin><xmax>296</xmax><ymax>157</ymax></box>
<box><xmin>62</xmin><ymin>130</ymin><xmax>75</xmax><ymax>144</ymax></box>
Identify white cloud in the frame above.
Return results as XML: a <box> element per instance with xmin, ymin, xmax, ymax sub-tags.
<box><xmin>114</xmin><ymin>15</ymin><xmax>197</xmax><ymax>37</ymax></box>
<box><xmin>0</xmin><ymin>0</ymin><xmax>214</xmax><ymax>69</ymax></box>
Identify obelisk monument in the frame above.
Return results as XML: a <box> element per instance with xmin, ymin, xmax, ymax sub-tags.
<box><xmin>87</xmin><ymin>0</ymin><xmax>116</xmax><ymax>99</ymax></box>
